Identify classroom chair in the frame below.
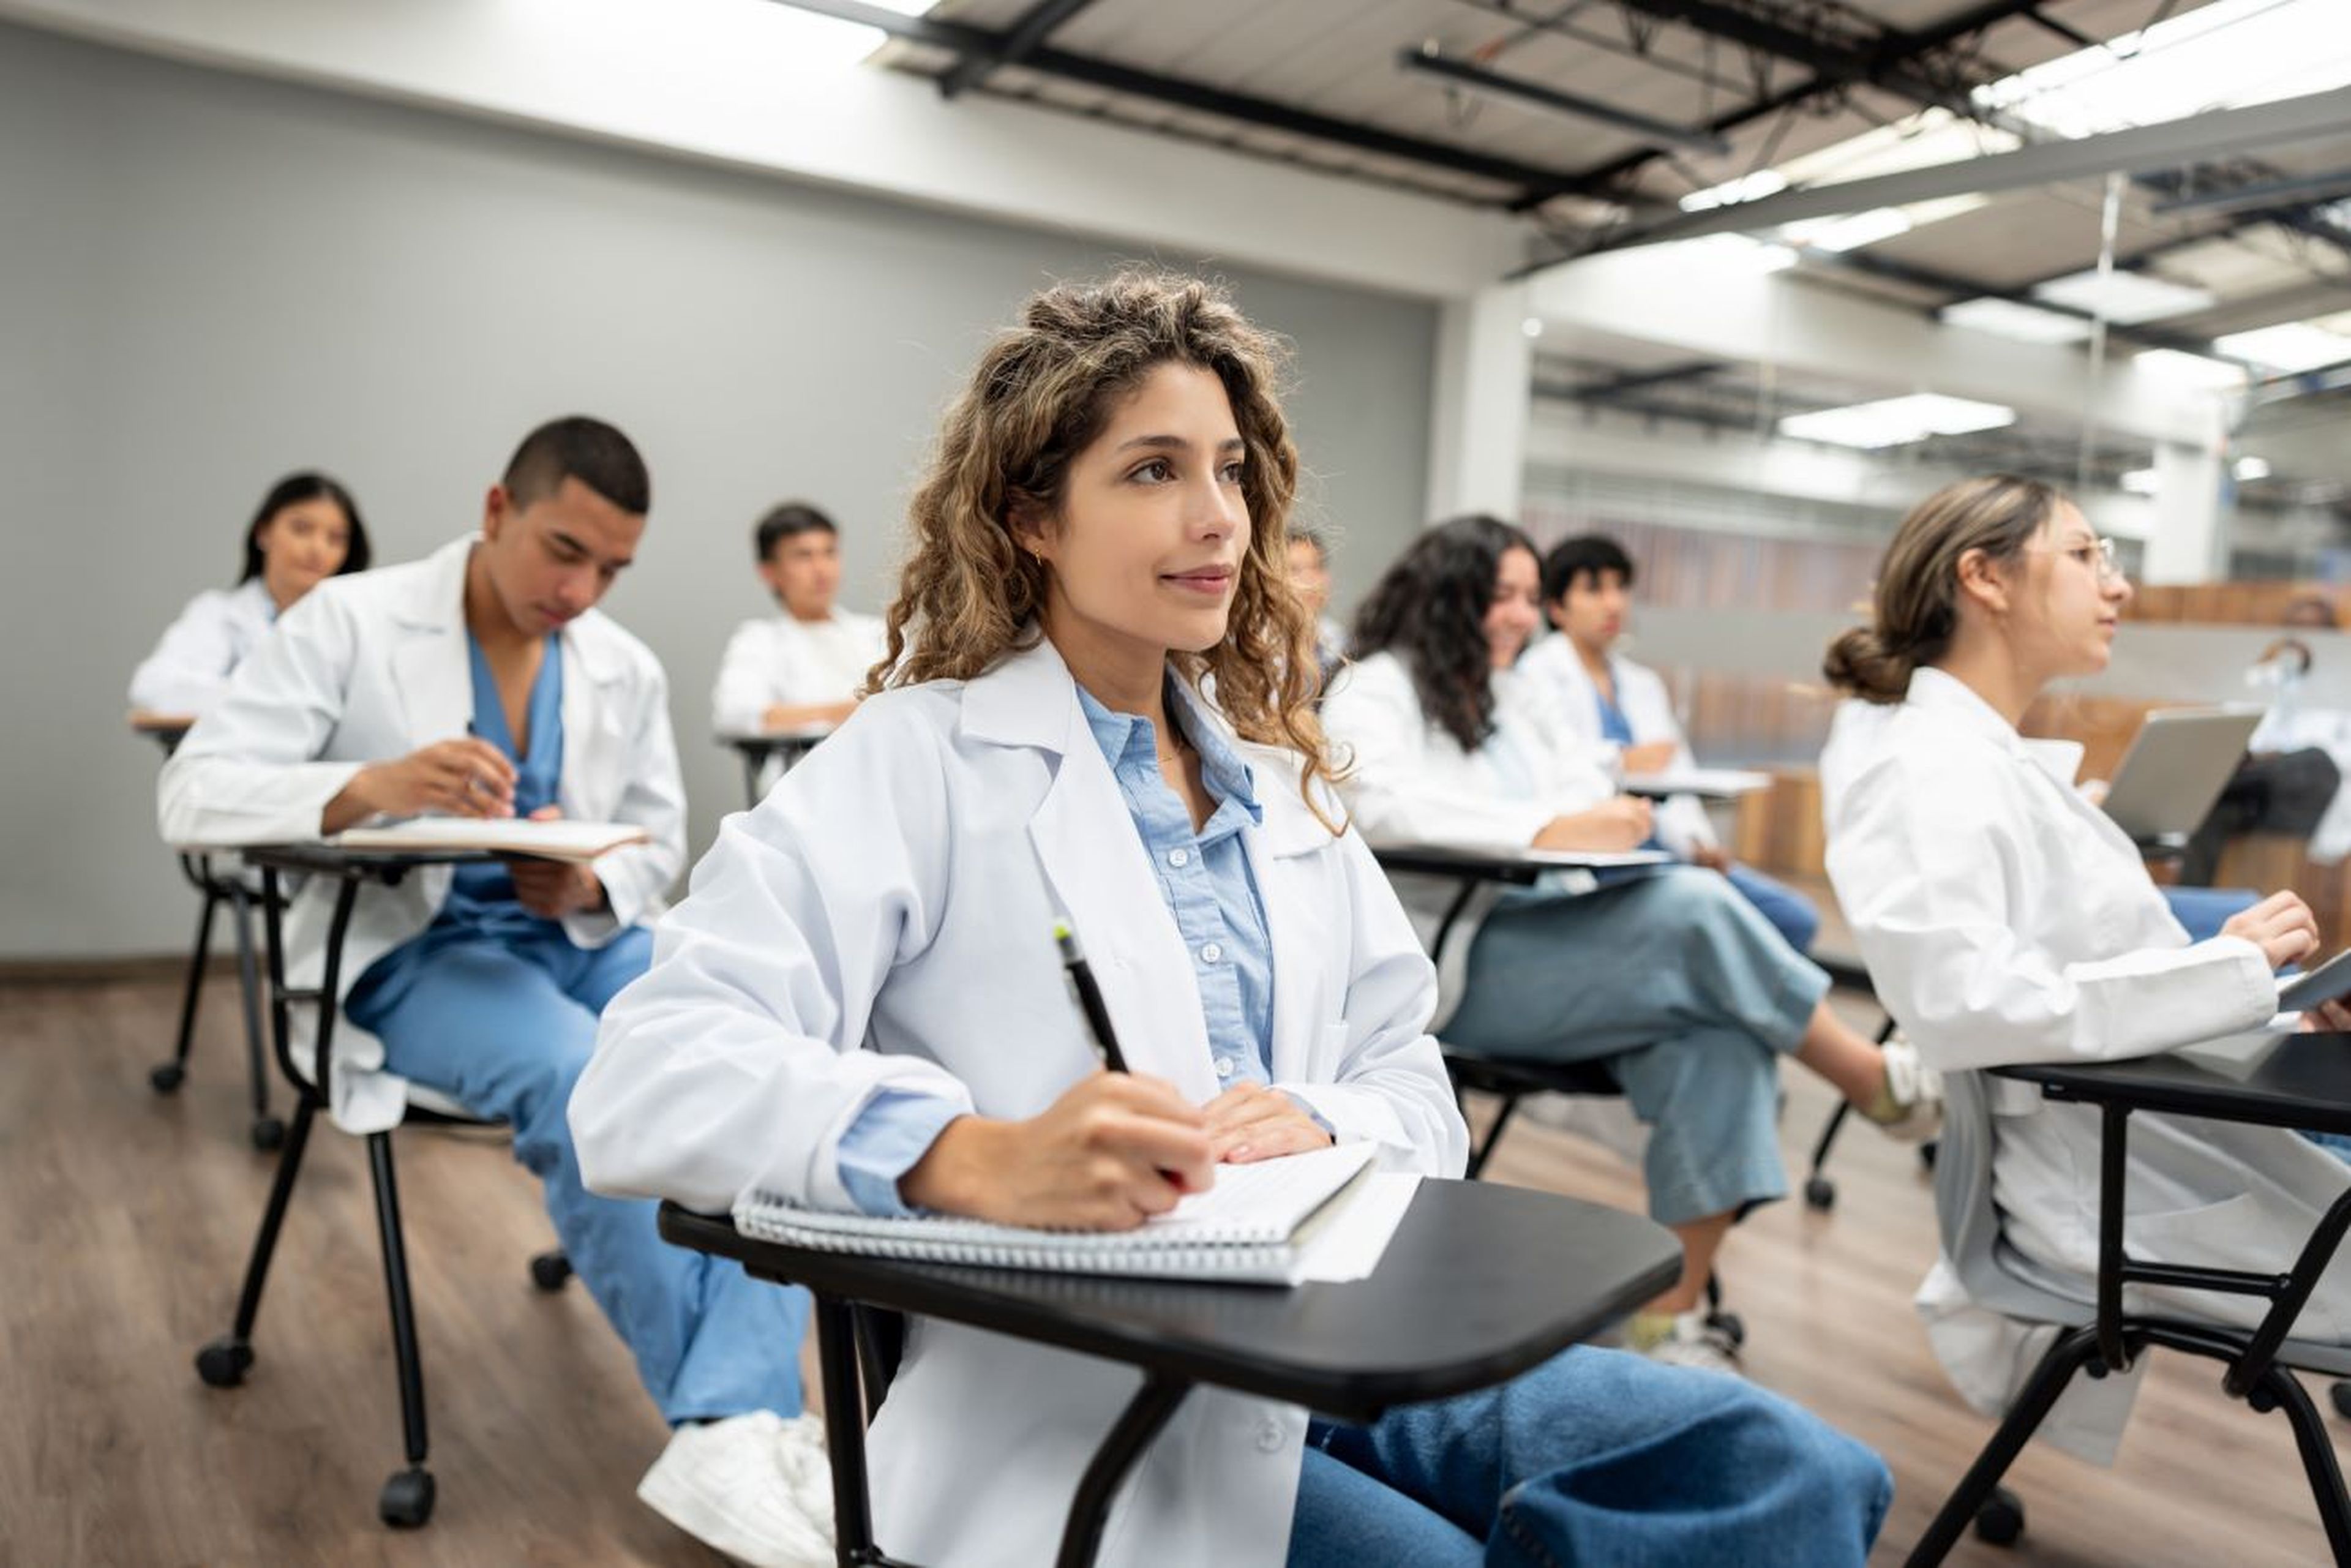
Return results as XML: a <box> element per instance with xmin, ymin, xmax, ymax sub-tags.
<box><xmin>1378</xmin><ymin>847</ymin><xmax>1748</xmax><ymax>1347</ymax></box>
<box><xmin>150</xmin><ymin>850</ymin><xmax>283</xmax><ymax>1150</ymax></box>
<box><xmin>192</xmin><ymin>853</ymin><xmax>570</xmax><ymax>1529</ymax></box>
<box><xmin>1904</xmin><ymin>1067</ymin><xmax>2351</xmax><ymax>1562</ymax></box>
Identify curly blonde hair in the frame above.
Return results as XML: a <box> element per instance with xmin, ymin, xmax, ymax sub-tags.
<box><xmin>875</xmin><ymin>269</ymin><xmax>1342</xmax><ymax>827</ymax></box>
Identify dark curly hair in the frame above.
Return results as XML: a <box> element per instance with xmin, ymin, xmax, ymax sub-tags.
<box><xmin>1350</xmin><ymin>514</ymin><xmax>1537</xmax><ymax>752</ymax></box>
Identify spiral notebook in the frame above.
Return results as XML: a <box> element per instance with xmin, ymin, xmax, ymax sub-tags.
<box><xmin>733</xmin><ymin>1141</ymin><xmax>1379</xmax><ymax>1286</ymax></box>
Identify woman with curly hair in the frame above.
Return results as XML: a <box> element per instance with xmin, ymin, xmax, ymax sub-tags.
<box><xmin>1323</xmin><ymin>515</ymin><xmax>1940</xmax><ymax>1371</ymax></box>
<box><xmin>574</xmin><ymin>272</ymin><xmax>1891</xmax><ymax>1568</ymax></box>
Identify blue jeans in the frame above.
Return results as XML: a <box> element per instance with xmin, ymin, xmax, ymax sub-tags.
<box><xmin>347</xmin><ymin>920</ymin><xmax>808</xmax><ymax>1425</ymax></box>
<box><xmin>1444</xmin><ymin>868</ymin><xmax>1823</xmax><ymax>1225</ymax></box>
<box><xmin>1287</xmin><ymin>1345</ymin><xmax>1891</xmax><ymax>1567</ymax></box>
<box><xmin>1722</xmin><ymin>863</ymin><xmax>1820</xmax><ymax>955</ymax></box>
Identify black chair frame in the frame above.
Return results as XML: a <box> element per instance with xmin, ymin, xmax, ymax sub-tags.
<box><xmin>1906</xmin><ymin>1088</ymin><xmax>2351</xmax><ymax>1565</ymax></box>
<box><xmin>193</xmin><ymin>852</ymin><xmax>570</xmax><ymax>1529</ymax></box>
<box><xmin>149</xmin><ymin>850</ymin><xmax>283</xmax><ymax>1150</ymax></box>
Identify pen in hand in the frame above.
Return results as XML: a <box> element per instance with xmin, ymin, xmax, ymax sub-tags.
<box><xmin>1054</xmin><ymin>921</ymin><xmax>1129</xmax><ymax>1073</ymax></box>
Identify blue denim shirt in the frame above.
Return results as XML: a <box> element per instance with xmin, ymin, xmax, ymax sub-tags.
<box><xmin>834</xmin><ymin>672</ymin><xmax>1278</xmax><ymax>1216</ymax></box>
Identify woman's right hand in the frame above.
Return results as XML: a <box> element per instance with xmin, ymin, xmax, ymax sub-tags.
<box><xmin>322</xmin><ymin>738</ymin><xmax>517</xmax><ymax>833</ymax></box>
<box><xmin>2220</xmin><ymin>891</ymin><xmax>2321</xmax><ymax>970</ymax></box>
<box><xmin>898</xmin><ymin>1073</ymin><xmax>1213</xmax><ymax>1230</ymax></box>
<box><xmin>1533</xmin><ymin>796</ymin><xmax>1654</xmax><ymax>853</ymax></box>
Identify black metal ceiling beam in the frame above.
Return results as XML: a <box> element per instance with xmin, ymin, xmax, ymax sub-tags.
<box><xmin>768</xmin><ymin>0</ymin><xmax>1612</xmax><ymax>203</ymax></box>
<box><xmin>1519</xmin><ymin>0</ymin><xmax>2049</xmax><ymax>212</ymax></box>
<box><xmin>1399</xmin><ymin>45</ymin><xmax>1733</xmax><ymax>154</ymax></box>
<box><xmin>1553</xmin><ymin>359</ymin><xmax>1732</xmax><ymax>398</ymax></box>
<box><xmin>936</xmin><ymin>0</ymin><xmax>1097</xmax><ymax>100</ymax></box>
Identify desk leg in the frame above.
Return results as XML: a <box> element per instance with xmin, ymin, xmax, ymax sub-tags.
<box><xmin>813</xmin><ymin>1293</ymin><xmax>901</xmax><ymax>1567</ymax></box>
<box><xmin>225</xmin><ymin>882</ymin><xmax>280</xmax><ymax>1148</ymax></box>
<box><xmin>1056</xmin><ymin>1374</ymin><xmax>1190</xmax><ymax>1568</ymax></box>
<box><xmin>2227</xmin><ymin>1183</ymin><xmax>2351</xmax><ymax>1398</ymax></box>
<box><xmin>2096</xmin><ymin>1104</ymin><xmax>2131</xmax><ymax>1373</ymax></box>
<box><xmin>157</xmin><ymin>875</ymin><xmax>220</xmax><ymax>1092</ymax></box>
<box><xmin>741</xmin><ymin>752</ymin><xmax>765</xmax><ymax>812</ymax></box>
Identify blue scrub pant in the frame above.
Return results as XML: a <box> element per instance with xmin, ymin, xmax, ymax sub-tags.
<box><xmin>347</xmin><ymin>922</ymin><xmax>807</xmax><ymax>1425</ymax></box>
<box><xmin>1721</xmin><ymin>861</ymin><xmax>1820</xmax><ymax>954</ymax></box>
<box><xmin>1442</xmin><ymin>867</ymin><xmax>1823</xmax><ymax>1226</ymax></box>
<box><xmin>1286</xmin><ymin>1345</ymin><xmax>1891</xmax><ymax>1567</ymax></box>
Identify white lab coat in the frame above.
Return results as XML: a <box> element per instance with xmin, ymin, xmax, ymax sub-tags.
<box><xmin>157</xmin><ymin>536</ymin><xmax>687</xmax><ymax>1133</ymax></box>
<box><xmin>709</xmin><ymin>608</ymin><xmax>888</xmax><ymax>734</ymax></box>
<box><xmin>1516</xmin><ymin>635</ymin><xmax>1713</xmax><ymax>858</ymax></box>
<box><xmin>573</xmin><ymin>634</ymin><xmax>1464</xmax><ymax>1568</ymax></box>
<box><xmin>1821</xmin><ymin>666</ymin><xmax>2351</xmax><ymax>1459</ymax></box>
<box><xmin>1319</xmin><ymin>650</ymin><xmax>1616</xmax><ymax>948</ymax></box>
<box><xmin>127</xmin><ymin>577</ymin><xmax>279</xmax><ymax>717</ymax></box>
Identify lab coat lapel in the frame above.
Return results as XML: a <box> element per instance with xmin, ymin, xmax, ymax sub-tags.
<box><xmin>388</xmin><ymin>538</ymin><xmax>476</xmax><ymax>751</ymax></box>
<box><xmin>557</xmin><ymin>618</ymin><xmax>628</xmax><ymax>817</ymax></box>
<box><xmin>1250</xmin><ymin>769</ymin><xmax>1331</xmax><ymax>1088</ymax></box>
<box><xmin>970</xmin><ymin>637</ymin><xmax>1218</xmax><ymax>1103</ymax></box>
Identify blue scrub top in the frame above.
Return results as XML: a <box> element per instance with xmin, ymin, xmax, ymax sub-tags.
<box><xmin>437</xmin><ymin>631</ymin><xmax>568</xmax><ymax>940</ymax></box>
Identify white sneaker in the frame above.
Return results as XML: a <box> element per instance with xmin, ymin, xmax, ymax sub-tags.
<box><xmin>638</xmin><ymin>1410</ymin><xmax>834</xmax><ymax>1568</ymax></box>
<box><xmin>1633</xmin><ymin>1311</ymin><xmax>1744</xmax><ymax>1376</ymax></box>
<box><xmin>1862</xmin><ymin>1034</ymin><xmax>1944</xmax><ymax>1143</ymax></box>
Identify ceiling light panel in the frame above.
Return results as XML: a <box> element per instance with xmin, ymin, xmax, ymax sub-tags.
<box><xmin>1942</xmin><ymin>298</ymin><xmax>2094</xmax><ymax>344</ymax></box>
<box><xmin>1777</xmin><ymin>394</ymin><xmax>2017</xmax><ymax>449</ymax></box>
<box><xmin>2030</xmin><ymin>269</ymin><xmax>2217</xmax><ymax>324</ymax></box>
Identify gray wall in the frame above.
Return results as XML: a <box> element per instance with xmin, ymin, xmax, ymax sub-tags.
<box><xmin>0</xmin><ymin>23</ymin><xmax>1435</xmax><ymax>959</ymax></box>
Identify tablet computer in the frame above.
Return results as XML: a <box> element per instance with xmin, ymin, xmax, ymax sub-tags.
<box><xmin>2279</xmin><ymin>948</ymin><xmax>2351</xmax><ymax>1013</ymax></box>
<box><xmin>2099</xmin><ymin>706</ymin><xmax>2266</xmax><ymax>845</ymax></box>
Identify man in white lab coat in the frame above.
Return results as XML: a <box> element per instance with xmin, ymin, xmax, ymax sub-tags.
<box><xmin>159</xmin><ymin>418</ymin><xmax>831</xmax><ymax>1568</ymax></box>
<box><xmin>709</xmin><ymin>500</ymin><xmax>888</xmax><ymax>738</ymax></box>
<box><xmin>1517</xmin><ymin>533</ymin><xmax>1820</xmax><ymax>953</ymax></box>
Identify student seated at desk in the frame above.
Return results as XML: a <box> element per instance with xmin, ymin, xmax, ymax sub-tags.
<box><xmin>572</xmin><ymin>272</ymin><xmax>1892</xmax><ymax>1568</ymax></box>
<box><xmin>129</xmin><ymin>472</ymin><xmax>372</xmax><ymax>717</ymax></box>
<box><xmin>1517</xmin><ymin>533</ymin><xmax>1820</xmax><ymax>953</ymax></box>
<box><xmin>1321</xmin><ymin>515</ymin><xmax>1940</xmax><ymax>1370</ymax></box>
<box><xmin>710</xmin><ymin>500</ymin><xmax>887</xmax><ymax>735</ymax></box>
<box><xmin>158</xmin><ymin>419</ymin><xmax>830</xmax><ymax>1568</ymax></box>
<box><xmin>1820</xmin><ymin>473</ymin><xmax>2351</xmax><ymax>1461</ymax></box>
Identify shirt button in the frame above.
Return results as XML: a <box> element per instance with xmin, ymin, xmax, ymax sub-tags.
<box><xmin>1200</xmin><ymin>941</ymin><xmax>1222</xmax><ymax>964</ymax></box>
<box><xmin>1168</xmin><ymin>847</ymin><xmax>1191</xmax><ymax>868</ymax></box>
<box><xmin>1215</xmin><ymin>1058</ymin><xmax>1235</xmax><ymax>1078</ymax></box>
<box><xmin>1254</xmin><ymin>1418</ymin><xmax>1284</xmax><ymax>1453</ymax></box>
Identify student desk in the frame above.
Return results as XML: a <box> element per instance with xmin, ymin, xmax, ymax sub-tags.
<box><xmin>1907</xmin><ymin>1035</ymin><xmax>2351</xmax><ymax>1565</ymax></box>
<box><xmin>661</xmin><ymin>1178</ymin><xmax>1682</xmax><ymax>1568</ymax></box>
<box><xmin>1620</xmin><ymin>767</ymin><xmax>1772</xmax><ymax>803</ymax></box>
<box><xmin>720</xmin><ymin>723</ymin><xmax>836</xmax><ymax>809</ymax></box>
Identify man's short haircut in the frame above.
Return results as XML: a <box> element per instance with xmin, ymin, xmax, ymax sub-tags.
<box><xmin>1288</xmin><ymin>523</ymin><xmax>1330</xmax><ymax>562</ymax></box>
<box><xmin>756</xmin><ymin>501</ymin><xmax>839</xmax><ymax>561</ymax></box>
<box><xmin>1540</xmin><ymin>533</ymin><xmax>1636</xmax><ymax>604</ymax></box>
<box><xmin>501</xmin><ymin>416</ymin><xmax>650</xmax><ymax>516</ymax></box>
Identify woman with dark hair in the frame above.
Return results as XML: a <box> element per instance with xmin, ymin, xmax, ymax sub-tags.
<box><xmin>574</xmin><ymin>274</ymin><xmax>1893</xmax><ymax>1568</ymax></box>
<box><xmin>129</xmin><ymin>472</ymin><xmax>371</xmax><ymax>716</ymax></box>
<box><xmin>1322</xmin><ymin>514</ymin><xmax>1940</xmax><ymax>1371</ymax></box>
<box><xmin>1822</xmin><ymin>473</ymin><xmax>2351</xmax><ymax>1460</ymax></box>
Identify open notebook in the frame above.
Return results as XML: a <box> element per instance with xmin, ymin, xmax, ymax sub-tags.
<box><xmin>735</xmin><ymin>1141</ymin><xmax>1380</xmax><ymax>1286</ymax></box>
<box><xmin>327</xmin><ymin>816</ymin><xmax>649</xmax><ymax>863</ymax></box>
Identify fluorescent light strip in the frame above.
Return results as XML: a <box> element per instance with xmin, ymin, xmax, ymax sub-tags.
<box><xmin>1942</xmin><ymin>297</ymin><xmax>2093</xmax><ymax>344</ymax></box>
<box><xmin>2030</xmin><ymin>268</ymin><xmax>2216</xmax><ymax>324</ymax></box>
<box><xmin>1777</xmin><ymin>394</ymin><xmax>2016</xmax><ymax>450</ymax></box>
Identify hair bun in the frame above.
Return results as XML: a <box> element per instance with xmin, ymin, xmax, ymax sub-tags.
<box><xmin>1822</xmin><ymin>626</ymin><xmax>1912</xmax><ymax>705</ymax></box>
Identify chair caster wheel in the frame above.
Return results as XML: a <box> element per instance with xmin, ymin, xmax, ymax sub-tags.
<box><xmin>1804</xmin><ymin>1175</ymin><xmax>1836</xmax><ymax>1210</ymax></box>
<box><xmin>529</xmin><ymin>1251</ymin><xmax>573</xmax><ymax>1292</ymax></box>
<box><xmin>195</xmin><ymin>1337</ymin><xmax>253</xmax><ymax>1388</ymax></box>
<box><xmin>1706</xmin><ymin>1310</ymin><xmax>1746</xmax><ymax>1349</ymax></box>
<box><xmin>379</xmin><ymin>1466</ymin><xmax>435</xmax><ymax>1528</ymax></box>
<box><xmin>2330</xmin><ymin>1379</ymin><xmax>2351</xmax><ymax>1420</ymax></box>
<box><xmin>1920</xmin><ymin>1141</ymin><xmax>1939</xmax><ymax>1172</ymax></box>
<box><xmin>150</xmin><ymin>1063</ymin><xmax>186</xmax><ymax>1093</ymax></box>
<box><xmin>1974</xmin><ymin>1484</ymin><xmax>2025</xmax><ymax>1547</ymax></box>
<box><xmin>249</xmin><ymin>1117</ymin><xmax>286</xmax><ymax>1152</ymax></box>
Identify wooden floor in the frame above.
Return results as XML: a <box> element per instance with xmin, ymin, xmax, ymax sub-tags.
<box><xmin>4</xmin><ymin>973</ymin><xmax>2341</xmax><ymax>1567</ymax></box>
